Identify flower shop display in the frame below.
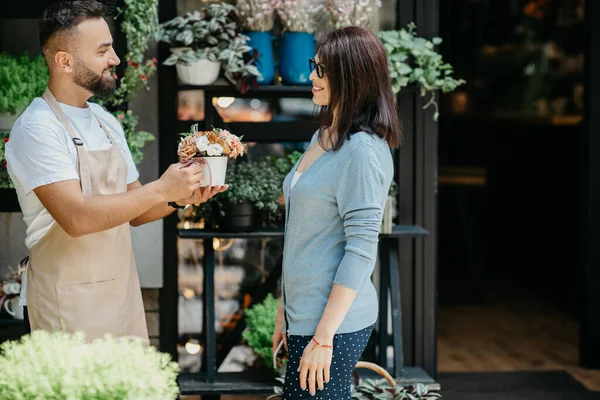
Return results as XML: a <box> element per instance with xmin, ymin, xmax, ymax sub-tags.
<box><xmin>324</xmin><ymin>0</ymin><xmax>382</xmax><ymax>30</ymax></box>
<box><xmin>237</xmin><ymin>0</ymin><xmax>280</xmax><ymax>85</ymax></box>
<box><xmin>276</xmin><ymin>0</ymin><xmax>323</xmax><ymax>85</ymax></box>
<box><xmin>0</xmin><ymin>54</ymin><xmax>47</xmax><ymax>191</ymax></box>
<box><xmin>178</xmin><ymin>123</ymin><xmax>245</xmax><ymax>187</ymax></box>
<box><xmin>156</xmin><ymin>3</ymin><xmax>261</xmax><ymax>92</ymax></box>
<box><xmin>0</xmin><ymin>53</ymin><xmax>48</xmax><ymax>131</ymax></box>
<box><xmin>0</xmin><ymin>330</ymin><xmax>180</xmax><ymax>400</ymax></box>
<box><xmin>378</xmin><ymin>22</ymin><xmax>466</xmax><ymax>120</ymax></box>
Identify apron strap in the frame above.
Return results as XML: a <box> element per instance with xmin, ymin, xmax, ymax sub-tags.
<box><xmin>42</xmin><ymin>88</ymin><xmax>85</xmax><ymax>177</ymax></box>
<box><xmin>42</xmin><ymin>87</ymin><xmax>118</xmax><ymax>177</ymax></box>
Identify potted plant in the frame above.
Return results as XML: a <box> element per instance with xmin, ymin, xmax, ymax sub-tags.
<box><xmin>0</xmin><ymin>53</ymin><xmax>47</xmax><ymax>131</ymax></box>
<box><xmin>250</xmin><ymin>158</ymin><xmax>286</xmax><ymax>227</ymax></box>
<box><xmin>219</xmin><ymin>160</ymin><xmax>262</xmax><ymax>232</ymax></box>
<box><xmin>378</xmin><ymin>23</ymin><xmax>466</xmax><ymax>121</ymax></box>
<box><xmin>177</xmin><ymin>123</ymin><xmax>246</xmax><ymax>187</ymax></box>
<box><xmin>156</xmin><ymin>3</ymin><xmax>261</xmax><ymax>92</ymax></box>
<box><xmin>323</xmin><ymin>0</ymin><xmax>382</xmax><ymax>30</ymax></box>
<box><xmin>276</xmin><ymin>0</ymin><xmax>323</xmax><ymax>85</ymax></box>
<box><xmin>241</xmin><ymin>293</ymin><xmax>285</xmax><ymax>377</ymax></box>
<box><xmin>0</xmin><ymin>330</ymin><xmax>180</xmax><ymax>399</ymax></box>
<box><xmin>237</xmin><ymin>0</ymin><xmax>280</xmax><ymax>85</ymax></box>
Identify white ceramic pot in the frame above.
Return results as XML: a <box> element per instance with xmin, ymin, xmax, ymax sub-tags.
<box><xmin>3</xmin><ymin>296</ymin><xmax>24</xmax><ymax>320</ymax></box>
<box><xmin>0</xmin><ymin>113</ymin><xmax>18</xmax><ymax>131</ymax></box>
<box><xmin>172</xmin><ymin>48</ymin><xmax>220</xmax><ymax>85</ymax></box>
<box><xmin>192</xmin><ymin>156</ymin><xmax>228</xmax><ymax>187</ymax></box>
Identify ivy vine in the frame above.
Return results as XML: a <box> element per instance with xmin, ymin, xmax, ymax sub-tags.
<box><xmin>97</xmin><ymin>0</ymin><xmax>160</xmax><ymax>165</ymax></box>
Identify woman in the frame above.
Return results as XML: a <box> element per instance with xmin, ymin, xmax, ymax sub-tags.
<box><xmin>272</xmin><ymin>26</ymin><xmax>402</xmax><ymax>399</ymax></box>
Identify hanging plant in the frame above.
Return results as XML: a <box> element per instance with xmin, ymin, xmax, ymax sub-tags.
<box><xmin>378</xmin><ymin>22</ymin><xmax>465</xmax><ymax>121</ymax></box>
<box><xmin>95</xmin><ymin>0</ymin><xmax>159</xmax><ymax>165</ymax></box>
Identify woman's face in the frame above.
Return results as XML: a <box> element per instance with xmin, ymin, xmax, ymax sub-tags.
<box><xmin>310</xmin><ymin>54</ymin><xmax>330</xmax><ymax>106</ymax></box>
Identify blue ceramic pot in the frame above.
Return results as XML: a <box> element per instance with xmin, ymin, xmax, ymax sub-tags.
<box><xmin>279</xmin><ymin>32</ymin><xmax>315</xmax><ymax>86</ymax></box>
<box><xmin>244</xmin><ymin>31</ymin><xmax>275</xmax><ymax>85</ymax></box>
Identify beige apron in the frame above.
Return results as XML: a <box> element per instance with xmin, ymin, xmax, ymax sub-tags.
<box><xmin>26</xmin><ymin>88</ymin><xmax>148</xmax><ymax>344</ymax></box>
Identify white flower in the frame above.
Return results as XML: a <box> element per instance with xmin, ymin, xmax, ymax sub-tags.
<box><xmin>206</xmin><ymin>143</ymin><xmax>224</xmax><ymax>156</ymax></box>
<box><xmin>196</xmin><ymin>135</ymin><xmax>210</xmax><ymax>153</ymax></box>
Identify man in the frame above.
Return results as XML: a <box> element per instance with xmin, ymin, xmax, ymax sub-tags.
<box><xmin>4</xmin><ymin>0</ymin><xmax>226</xmax><ymax>343</ymax></box>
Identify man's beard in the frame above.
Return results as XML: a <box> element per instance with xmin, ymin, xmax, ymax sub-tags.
<box><xmin>73</xmin><ymin>59</ymin><xmax>116</xmax><ymax>99</ymax></box>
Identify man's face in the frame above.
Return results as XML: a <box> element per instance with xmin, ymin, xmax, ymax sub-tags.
<box><xmin>72</xmin><ymin>18</ymin><xmax>120</xmax><ymax>98</ymax></box>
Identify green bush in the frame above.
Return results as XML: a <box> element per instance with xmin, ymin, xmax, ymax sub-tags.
<box><xmin>0</xmin><ymin>53</ymin><xmax>48</xmax><ymax>115</ymax></box>
<box><xmin>0</xmin><ymin>330</ymin><xmax>180</xmax><ymax>400</ymax></box>
<box><xmin>242</xmin><ymin>293</ymin><xmax>280</xmax><ymax>371</ymax></box>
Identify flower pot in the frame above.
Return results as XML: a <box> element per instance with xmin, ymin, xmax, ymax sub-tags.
<box><xmin>279</xmin><ymin>32</ymin><xmax>315</xmax><ymax>86</ymax></box>
<box><xmin>222</xmin><ymin>202</ymin><xmax>256</xmax><ymax>232</ymax></box>
<box><xmin>0</xmin><ymin>113</ymin><xmax>18</xmax><ymax>131</ymax></box>
<box><xmin>244</xmin><ymin>31</ymin><xmax>275</xmax><ymax>85</ymax></box>
<box><xmin>171</xmin><ymin>48</ymin><xmax>220</xmax><ymax>85</ymax></box>
<box><xmin>191</xmin><ymin>156</ymin><xmax>228</xmax><ymax>187</ymax></box>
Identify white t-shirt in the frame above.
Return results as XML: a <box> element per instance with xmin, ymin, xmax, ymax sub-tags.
<box><xmin>291</xmin><ymin>171</ymin><xmax>302</xmax><ymax>189</ymax></box>
<box><xmin>5</xmin><ymin>97</ymin><xmax>139</xmax><ymax>306</ymax></box>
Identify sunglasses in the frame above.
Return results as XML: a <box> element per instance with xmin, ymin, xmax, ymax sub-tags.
<box><xmin>309</xmin><ymin>58</ymin><xmax>326</xmax><ymax>79</ymax></box>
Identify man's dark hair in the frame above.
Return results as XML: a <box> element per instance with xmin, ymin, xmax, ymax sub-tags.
<box><xmin>39</xmin><ymin>0</ymin><xmax>108</xmax><ymax>62</ymax></box>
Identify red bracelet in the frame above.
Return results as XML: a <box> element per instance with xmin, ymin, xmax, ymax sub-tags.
<box><xmin>311</xmin><ymin>337</ymin><xmax>333</xmax><ymax>351</ymax></box>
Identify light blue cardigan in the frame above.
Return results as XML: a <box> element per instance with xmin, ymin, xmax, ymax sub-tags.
<box><xmin>281</xmin><ymin>131</ymin><xmax>394</xmax><ymax>335</ymax></box>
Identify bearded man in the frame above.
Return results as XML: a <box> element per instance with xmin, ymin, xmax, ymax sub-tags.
<box><xmin>5</xmin><ymin>0</ymin><xmax>227</xmax><ymax>343</ymax></box>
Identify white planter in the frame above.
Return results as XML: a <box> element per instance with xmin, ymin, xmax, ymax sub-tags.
<box><xmin>3</xmin><ymin>296</ymin><xmax>24</xmax><ymax>320</ymax></box>
<box><xmin>172</xmin><ymin>48</ymin><xmax>220</xmax><ymax>85</ymax></box>
<box><xmin>192</xmin><ymin>156</ymin><xmax>228</xmax><ymax>187</ymax></box>
<box><xmin>0</xmin><ymin>113</ymin><xmax>18</xmax><ymax>131</ymax></box>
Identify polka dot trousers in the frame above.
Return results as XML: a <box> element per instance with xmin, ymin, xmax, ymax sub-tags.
<box><xmin>282</xmin><ymin>324</ymin><xmax>374</xmax><ymax>399</ymax></box>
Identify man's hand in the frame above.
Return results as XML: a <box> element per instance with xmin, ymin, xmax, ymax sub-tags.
<box><xmin>177</xmin><ymin>185</ymin><xmax>229</xmax><ymax>206</ymax></box>
<box><xmin>157</xmin><ymin>162</ymin><xmax>203</xmax><ymax>202</ymax></box>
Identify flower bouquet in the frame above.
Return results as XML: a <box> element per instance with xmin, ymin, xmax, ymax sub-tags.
<box><xmin>178</xmin><ymin>124</ymin><xmax>245</xmax><ymax>186</ymax></box>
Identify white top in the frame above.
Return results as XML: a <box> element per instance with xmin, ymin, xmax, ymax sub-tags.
<box><xmin>291</xmin><ymin>171</ymin><xmax>302</xmax><ymax>189</ymax></box>
<box><xmin>5</xmin><ymin>98</ymin><xmax>139</xmax><ymax>306</ymax></box>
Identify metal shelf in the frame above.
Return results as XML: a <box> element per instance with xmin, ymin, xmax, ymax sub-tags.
<box><xmin>177</xmin><ymin>225</ymin><xmax>428</xmax><ymax>239</ymax></box>
<box><xmin>178</xmin><ymin>366</ymin><xmax>440</xmax><ymax>395</ymax></box>
<box><xmin>179</xmin><ymin>81</ymin><xmax>313</xmax><ymax>99</ymax></box>
<box><xmin>175</xmin><ymin>120</ymin><xmax>318</xmax><ymax>142</ymax></box>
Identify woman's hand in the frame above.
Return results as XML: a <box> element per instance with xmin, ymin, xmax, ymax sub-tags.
<box><xmin>298</xmin><ymin>335</ymin><xmax>333</xmax><ymax>396</ymax></box>
<box><xmin>272</xmin><ymin>299</ymin><xmax>287</xmax><ymax>356</ymax></box>
<box><xmin>272</xmin><ymin>317</ymin><xmax>287</xmax><ymax>354</ymax></box>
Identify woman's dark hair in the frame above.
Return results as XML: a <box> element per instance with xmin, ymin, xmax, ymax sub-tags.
<box><xmin>315</xmin><ymin>26</ymin><xmax>402</xmax><ymax>150</ymax></box>
<box><xmin>39</xmin><ymin>0</ymin><xmax>108</xmax><ymax>60</ymax></box>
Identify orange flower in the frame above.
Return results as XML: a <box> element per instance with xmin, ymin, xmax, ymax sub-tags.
<box><xmin>524</xmin><ymin>3</ymin><xmax>537</xmax><ymax>16</ymax></box>
<box><xmin>221</xmin><ymin>141</ymin><xmax>232</xmax><ymax>155</ymax></box>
